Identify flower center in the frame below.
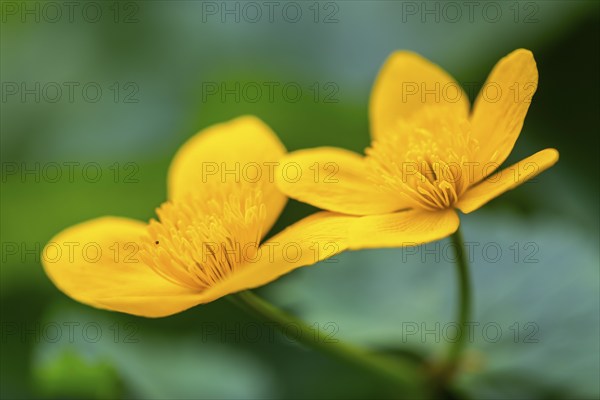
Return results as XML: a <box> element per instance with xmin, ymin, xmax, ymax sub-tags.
<box><xmin>366</xmin><ymin>110</ymin><xmax>479</xmax><ymax>211</ymax></box>
<box><xmin>139</xmin><ymin>185</ymin><xmax>266</xmax><ymax>291</ymax></box>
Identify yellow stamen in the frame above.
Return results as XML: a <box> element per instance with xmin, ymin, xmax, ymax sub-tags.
<box><xmin>138</xmin><ymin>184</ymin><xmax>266</xmax><ymax>291</ymax></box>
<box><xmin>366</xmin><ymin>108</ymin><xmax>479</xmax><ymax>211</ymax></box>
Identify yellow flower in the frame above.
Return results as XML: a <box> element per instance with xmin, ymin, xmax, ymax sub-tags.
<box><xmin>42</xmin><ymin>116</ymin><xmax>350</xmax><ymax>317</ymax></box>
<box><xmin>276</xmin><ymin>49</ymin><xmax>559</xmax><ymax>249</ymax></box>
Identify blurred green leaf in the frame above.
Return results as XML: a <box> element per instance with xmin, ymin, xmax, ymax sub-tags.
<box><xmin>34</xmin><ymin>350</ymin><xmax>121</xmax><ymax>399</ymax></box>
<box><xmin>33</xmin><ymin>305</ymin><xmax>277</xmax><ymax>399</ymax></box>
<box><xmin>265</xmin><ymin>212</ymin><xmax>600</xmax><ymax>399</ymax></box>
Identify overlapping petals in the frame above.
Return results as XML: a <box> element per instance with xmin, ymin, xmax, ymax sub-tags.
<box><xmin>277</xmin><ymin>49</ymin><xmax>559</xmax><ymax>250</ymax></box>
<box><xmin>43</xmin><ymin>116</ymin><xmax>351</xmax><ymax>317</ymax></box>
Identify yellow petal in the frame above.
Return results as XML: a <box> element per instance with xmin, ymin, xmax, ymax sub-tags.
<box><xmin>370</xmin><ymin>51</ymin><xmax>470</xmax><ymax>140</ymax></box>
<box><xmin>456</xmin><ymin>148</ymin><xmax>559</xmax><ymax>214</ymax></box>
<box><xmin>470</xmin><ymin>49</ymin><xmax>538</xmax><ymax>180</ymax></box>
<box><xmin>348</xmin><ymin>208</ymin><xmax>459</xmax><ymax>250</ymax></box>
<box><xmin>168</xmin><ymin>115</ymin><xmax>287</xmax><ymax>237</ymax></box>
<box><xmin>42</xmin><ymin>217</ymin><xmax>212</xmax><ymax>317</ymax></box>
<box><xmin>276</xmin><ymin>147</ymin><xmax>407</xmax><ymax>215</ymax></box>
<box><xmin>211</xmin><ymin>212</ymin><xmax>353</xmax><ymax>294</ymax></box>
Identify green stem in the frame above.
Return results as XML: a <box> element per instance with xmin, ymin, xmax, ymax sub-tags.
<box><xmin>443</xmin><ymin>227</ymin><xmax>472</xmax><ymax>380</ymax></box>
<box><xmin>233</xmin><ymin>290</ymin><xmax>425</xmax><ymax>394</ymax></box>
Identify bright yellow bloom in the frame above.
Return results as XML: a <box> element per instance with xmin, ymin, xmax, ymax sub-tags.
<box><xmin>42</xmin><ymin>116</ymin><xmax>350</xmax><ymax>317</ymax></box>
<box><xmin>276</xmin><ymin>49</ymin><xmax>559</xmax><ymax>249</ymax></box>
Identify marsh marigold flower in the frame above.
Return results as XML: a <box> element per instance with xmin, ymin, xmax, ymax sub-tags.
<box><xmin>42</xmin><ymin>116</ymin><xmax>350</xmax><ymax>317</ymax></box>
<box><xmin>276</xmin><ymin>49</ymin><xmax>559</xmax><ymax>248</ymax></box>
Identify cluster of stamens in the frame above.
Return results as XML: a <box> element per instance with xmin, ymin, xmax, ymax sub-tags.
<box><xmin>138</xmin><ymin>185</ymin><xmax>266</xmax><ymax>291</ymax></box>
<box><xmin>366</xmin><ymin>109</ymin><xmax>479</xmax><ymax>211</ymax></box>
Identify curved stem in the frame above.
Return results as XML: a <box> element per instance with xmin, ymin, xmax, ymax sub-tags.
<box><xmin>233</xmin><ymin>290</ymin><xmax>425</xmax><ymax>395</ymax></box>
<box><xmin>443</xmin><ymin>227</ymin><xmax>472</xmax><ymax>380</ymax></box>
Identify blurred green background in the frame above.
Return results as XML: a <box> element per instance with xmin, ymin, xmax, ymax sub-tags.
<box><xmin>1</xmin><ymin>1</ymin><xmax>599</xmax><ymax>398</ymax></box>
